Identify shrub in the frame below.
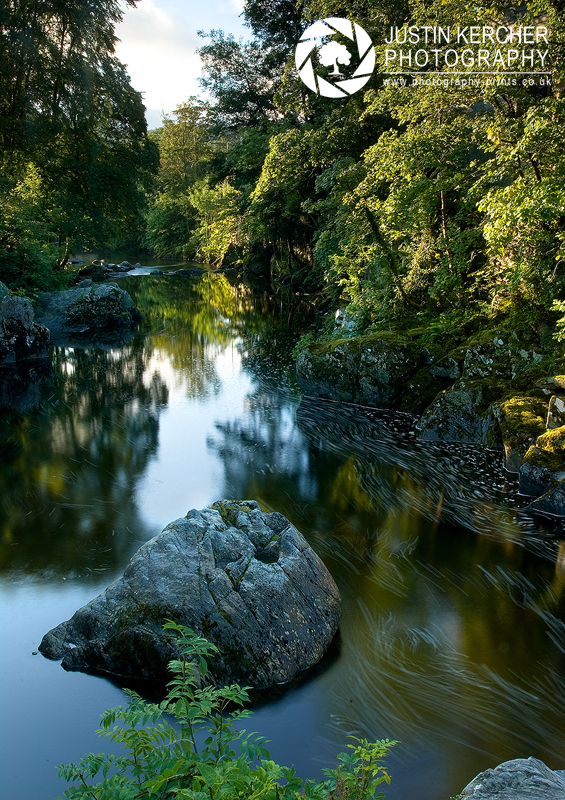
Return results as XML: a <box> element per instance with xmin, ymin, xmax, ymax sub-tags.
<box><xmin>56</xmin><ymin>622</ymin><xmax>396</xmax><ymax>799</ymax></box>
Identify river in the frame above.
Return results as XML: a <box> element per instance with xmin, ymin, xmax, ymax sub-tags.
<box><xmin>1</xmin><ymin>271</ymin><xmax>565</xmax><ymax>800</ymax></box>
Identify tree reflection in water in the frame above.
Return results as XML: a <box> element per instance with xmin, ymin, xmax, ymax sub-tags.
<box><xmin>3</xmin><ymin>272</ymin><xmax>565</xmax><ymax>800</ymax></box>
<box><xmin>208</xmin><ymin>390</ymin><xmax>565</xmax><ymax>781</ymax></box>
<box><xmin>0</xmin><ymin>338</ymin><xmax>168</xmax><ymax>579</ymax></box>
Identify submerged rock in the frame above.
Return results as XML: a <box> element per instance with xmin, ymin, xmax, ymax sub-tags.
<box><xmin>460</xmin><ymin>756</ymin><xmax>565</xmax><ymax>799</ymax></box>
<box><xmin>39</xmin><ymin>500</ymin><xmax>341</xmax><ymax>689</ymax></box>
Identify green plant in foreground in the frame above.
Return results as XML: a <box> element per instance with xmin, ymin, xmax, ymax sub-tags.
<box><xmin>56</xmin><ymin>622</ymin><xmax>396</xmax><ymax>799</ymax></box>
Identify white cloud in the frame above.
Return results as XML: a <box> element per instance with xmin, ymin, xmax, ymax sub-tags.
<box><xmin>114</xmin><ymin>0</ymin><xmax>203</xmax><ymax>126</ymax></box>
<box><xmin>220</xmin><ymin>0</ymin><xmax>245</xmax><ymax>13</ymax></box>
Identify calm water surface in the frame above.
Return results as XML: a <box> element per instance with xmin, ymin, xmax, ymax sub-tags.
<box><xmin>2</xmin><ymin>273</ymin><xmax>565</xmax><ymax>800</ymax></box>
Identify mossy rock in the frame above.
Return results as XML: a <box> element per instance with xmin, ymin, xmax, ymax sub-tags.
<box><xmin>65</xmin><ymin>286</ymin><xmax>134</xmax><ymax>329</ymax></box>
<box><xmin>296</xmin><ymin>339</ymin><xmax>359</xmax><ymax>402</ymax></box>
<box><xmin>524</xmin><ymin>427</ymin><xmax>565</xmax><ymax>473</ymax></box>
<box><xmin>398</xmin><ymin>366</ymin><xmax>450</xmax><ymax>416</ymax></box>
<box><xmin>495</xmin><ymin>396</ymin><xmax>548</xmax><ymax>472</ymax></box>
<box><xmin>417</xmin><ymin>378</ymin><xmax>506</xmax><ymax>447</ymax></box>
<box><xmin>535</xmin><ymin>376</ymin><xmax>565</xmax><ymax>396</ymax></box>
<box><xmin>296</xmin><ymin>331</ymin><xmax>423</xmax><ymax>409</ymax></box>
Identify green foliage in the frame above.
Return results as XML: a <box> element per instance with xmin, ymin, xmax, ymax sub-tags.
<box><xmin>292</xmin><ymin>332</ymin><xmax>316</xmax><ymax>359</ymax></box>
<box><xmin>143</xmin><ymin>193</ymin><xmax>197</xmax><ymax>260</ymax></box>
<box><xmin>0</xmin><ymin>165</ymin><xmax>68</xmax><ymax>291</ymax></box>
<box><xmin>189</xmin><ymin>179</ymin><xmax>243</xmax><ymax>266</ymax></box>
<box><xmin>151</xmin><ymin>99</ymin><xmax>213</xmax><ymax>194</ymax></box>
<box><xmin>56</xmin><ymin>622</ymin><xmax>397</xmax><ymax>800</ymax></box>
<box><xmin>0</xmin><ymin>0</ymin><xmax>157</xmax><ymax>292</ymax></box>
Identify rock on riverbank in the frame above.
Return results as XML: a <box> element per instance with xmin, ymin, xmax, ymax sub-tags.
<box><xmin>39</xmin><ymin>501</ymin><xmax>342</xmax><ymax>689</ymax></box>
<box><xmin>0</xmin><ymin>281</ymin><xmax>50</xmax><ymax>366</ymax></box>
<box><xmin>459</xmin><ymin>757</ymin><xmax>565</xmax><ymax>799</ymax></box>
<box><xmin>296</xmin><ymin>329</ymin><xmax>565</xmax><ymax>515</ymax></box>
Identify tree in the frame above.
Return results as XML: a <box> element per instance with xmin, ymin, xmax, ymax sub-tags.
<box><xmin>198</xmin><ymin>31</ymin><xmax>280</xmax><ymax>131</ymax></box>
<box><xmin>151</xmin><ymin>99</ymin><xmax>213</xmax><ymax>194</ymax></box>
<box><xmin>0</xmin><ymin>0</ymin><xmax>157</xmax><ymax>290</ymax></box>
<box><xmin>189</xmin><ymin>179</ymin><xmax>243</xmax><ymax>266</ymax></box>
<box><xmin>319</xmin><ymin>41</ymin><xmax>352</xmax><ymax>76</ymax></box>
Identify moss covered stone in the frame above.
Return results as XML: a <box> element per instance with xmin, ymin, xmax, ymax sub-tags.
<box><xmin>65</xmin><ymin>285</ymin><xmax>134</xmax><ymax>328</ymax></box>
<box><xmin>524</xmin><ymin>427</ymin><xmax>565</xmax><ymax>473</ymax></box>
<box><xmin>519</xmin><ymin>426</ymin><xmax>565</xmax><ymax>496</ymax></box>
<box><xmin>416</xmin><ymin>379</ymin><xmax>506</xmax><ymax>447</ymax></box>
<box><xmin>494</xmin><ymin>396</ymin><xmax>548</xmax><ymax>472</ymax></box>
<box><xmin>536</xmin><ymin>376</ymin><xmax>565</xmax><ymax>396</ymax></box>
<box><xmin>296</xmin><ymin>331</ymin><xmax>423</xmax><ymax>409</ymax></box>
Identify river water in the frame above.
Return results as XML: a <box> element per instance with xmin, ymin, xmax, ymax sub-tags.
<box><xmin>2</xmin><ymin>272</ymin><xmax>565</xmax><ymax>800</ymax></box>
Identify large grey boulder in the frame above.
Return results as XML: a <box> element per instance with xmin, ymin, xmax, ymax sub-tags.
<box><xmin>39</xmin><ymin>501</ymin><xmax>342</xmax><ymax>689</ymax></box>
<box><xmin>0</xmin><ymin>284</ymin><xmax>50</xmax><ymax>365</ymax></box>
<box><xmin>460</xmin><ymin>757</ymin><xmax>565</xmax><ymax>799</ymax></box>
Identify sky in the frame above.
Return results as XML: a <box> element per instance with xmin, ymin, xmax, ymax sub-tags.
<box><xmin>114</xmin><ymin>0</ymin><xmax>250</xmax><ymax>129</ymax></box>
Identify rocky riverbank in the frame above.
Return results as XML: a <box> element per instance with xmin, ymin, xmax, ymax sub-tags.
<box><xmin>457</xmin><ymin>757</ymin><xmax>565</xmax><ymax>799</ymax></box>
<box><xmin>296</xmin><ymin>327</ymin><xmax>565</xmax><ymax>516</ymax></box>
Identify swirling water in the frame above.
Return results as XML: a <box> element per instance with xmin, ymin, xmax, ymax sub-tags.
<box><xmin>1</xmin><ymin>272</ymin><xmax>565</xmax><ymax>800</ymax></box>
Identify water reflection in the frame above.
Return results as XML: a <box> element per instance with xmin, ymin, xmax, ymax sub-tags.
<box><xmin>0</xmin><ymin>360</ymin><xmax>53</xmax><ymax>411</ymax></box>
<box><xmin>208</xmin><ymin>388</ymin><xmax>565</xmax><ymax>791</ymax></box>
<box><xmin>2</xmin><ymin>272</ymin><xmax>565</xmax><ymax>800</ymax></box>
<box><xmin>0</xmin><ymin>340</ymin><xmax>166</xmax><ymax>579</ymax></box>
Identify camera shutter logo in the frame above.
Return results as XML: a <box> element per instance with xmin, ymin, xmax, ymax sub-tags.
<box><xmin>295</xmin><ymin>18</ymin><xmax>375</xmax><ymax>98</ymax></box>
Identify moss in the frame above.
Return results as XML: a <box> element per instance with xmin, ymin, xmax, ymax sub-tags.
<box><xmin>463</xmin><ymin>328</ymin><xmax>500</xmax><ymax>347</ymax></box>
<box><xmin>65</xmin><ymin>288</ymin><xmax>132</xmax><ymax>328</ymax></box>
<box><xmin>217</xmin><ymin>607</ymin><xmax>233</xmax><ymax>625</ymax></box>
<box><xmin>461</xmin><ymin>378</ymin><xmax>513</xmax><ymax>415</ymax></box>
<box><xmin>112</xmin><ymin>603</ymin><xmax>178</xmax><ymax>635</ymax></box>
<box><xmin>524</xmin><ymin>427</ymin><xmax>565</xmax><ymax>472</ymax></box>
<box><xmin>211</xmin><ymin>500</ymin><xmax>254</xmax><ymax>527</ymax></box>
<box><xmin>308</xmin><ymin>330</ymin><xmax>411</xmax><ymax>358</ymax></box>
<box><xmin>535</xmin><ymin>375</ymin><xmax>565</xmax><ymax>394</ymax></box>
<box><xmin>497</xmin><ymin>396</ymin><xmax>548</xmax><ymax>452</ymax></box>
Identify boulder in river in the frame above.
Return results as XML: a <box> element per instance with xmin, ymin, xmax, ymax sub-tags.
<box><xmin>35</xmin><ymin>283</ymin><xmax>141</xmax><ymax>345</ymax></box>
<box><xmin>39</xmin><ymin>500</ymin><xmax>342</xmax><ymax>689</ymax></box>
<box><xmin>459</xmin><ymin>756</ymin><xmax>565</xmax><ymax>799</ymax></box>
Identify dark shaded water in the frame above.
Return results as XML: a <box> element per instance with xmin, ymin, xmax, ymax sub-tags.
<box><xmin>2</xmin><ymin>273</ymin><xmax>565</xmax><ymax>800</ymax></box>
